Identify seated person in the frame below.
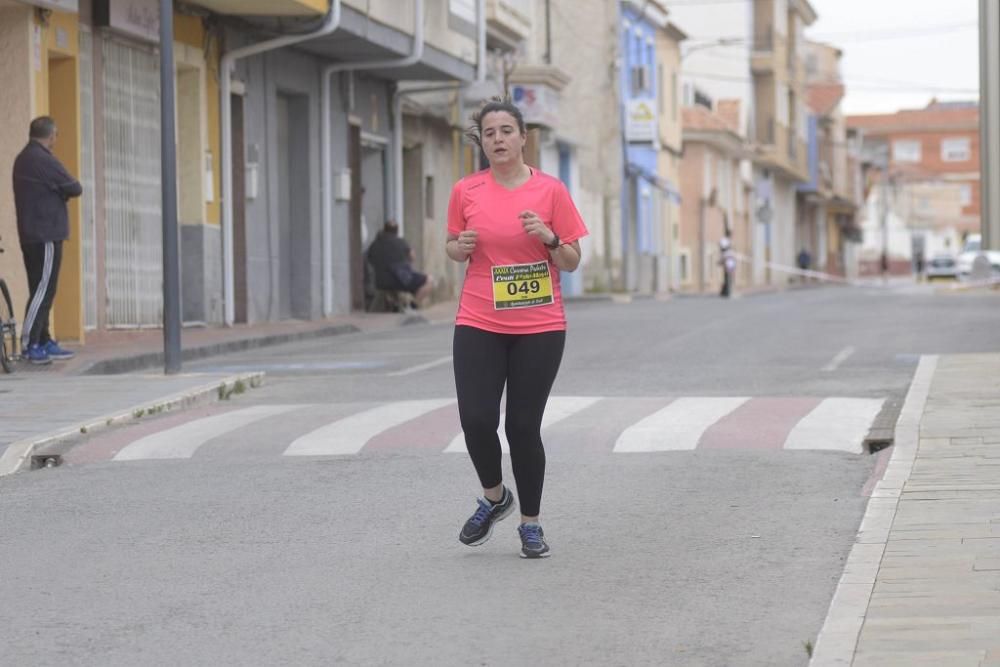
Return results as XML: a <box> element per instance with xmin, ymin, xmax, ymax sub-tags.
<box><xmin>365</xmin><ymin>221</ymin><xmax>434</xmax><ymax>306</ymax></box>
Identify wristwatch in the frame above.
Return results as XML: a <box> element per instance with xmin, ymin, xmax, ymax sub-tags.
<box><xmin>545</xmin><ymin>232</ymin><xmax>561</xmax><ymax>249</ymax></box>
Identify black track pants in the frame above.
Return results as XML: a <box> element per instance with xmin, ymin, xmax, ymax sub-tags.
<box><xmin>20</xmin><ymin>241</ymin><xmax>62</xmax><ymax>348</ymax></box>
<box><xmin>453</xmin><ymin>325</ymin><xmax>566</xmax><ymax>517</ymax></box>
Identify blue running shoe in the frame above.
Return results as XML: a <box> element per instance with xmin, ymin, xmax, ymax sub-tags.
<box><xmin>518</xmin><ymin>522</ymin><xmax>550</xmax><ymax>559</ymax></box>
<box><xmin>43</xmin><ymin>340</ymin><xmax>75</xmax><ymax>360</ymax></box>
<box><xmin>25</xmin><ymin>343</ymin><xmax>52</xmax><ymax>365</ymax></box>
<box><xmin>459</xmin><ymin>486</ymin><xmax>515</xmax><ymax>546</ymax></box>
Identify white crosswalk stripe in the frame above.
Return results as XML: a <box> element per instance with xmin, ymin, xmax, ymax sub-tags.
<box><xmin>113</xmin><ymin>405</ymin><xmax>305</xmax><ymax>461</ymax></box>
<box><xmin>98</xmin><ymin>395</ymin><xmax>888</xmax><ymax>463</ymax></box>
<box><xmin>783</xmin><ymin>397</ymin><xmax>885</xmax><ymax>453</ymax></box>
<box><xmin>443</xmin><ymin>396</ymin><xmax>601</xmax><ymax>454</ymax></box>
<box><xmin>613</xmin><ymin>397</ymin><xmax>750</xmax><ymax>452</ymax></box>
<box><xmin>284</xmin><ymin>399</ymin><xmax>454</xmax><ymax>457</ymax></box>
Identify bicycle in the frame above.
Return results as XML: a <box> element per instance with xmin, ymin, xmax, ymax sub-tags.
<box><xmin>0</xmin><ymin>236</ymin><xmax>19</xmax><ymax>373</ymax></box>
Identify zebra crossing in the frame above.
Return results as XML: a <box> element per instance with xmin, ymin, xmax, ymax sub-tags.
<box><xmin>67</xmin><ymin>395</ymin><xmax>887</xmax><ymax>465</ymax></box>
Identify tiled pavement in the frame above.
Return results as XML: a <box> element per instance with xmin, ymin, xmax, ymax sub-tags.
<box><xmin>812</xmin><ymin>354</ymin><xmax>1000</xmax><ymax>666</ymax></box>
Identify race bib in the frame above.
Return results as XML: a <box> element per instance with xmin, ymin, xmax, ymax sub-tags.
<box><xmin>492</xmin><ymin>261</ymin><xmax>554</xmax><ymax>310</ymax></box>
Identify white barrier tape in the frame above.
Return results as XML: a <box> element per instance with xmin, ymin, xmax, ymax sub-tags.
<box><xmin>730</xmin><ymin>252</ymin><xmax>860</xmax><ymax>286</ymax></box>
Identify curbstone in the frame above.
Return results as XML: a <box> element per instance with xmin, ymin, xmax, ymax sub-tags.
<box><xmin>0</xmin><ymin>371</ymin><xmax>264</xmax><ymax>477</ymax></box>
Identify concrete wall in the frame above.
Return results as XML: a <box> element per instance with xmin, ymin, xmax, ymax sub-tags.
<box><xmin>402</xmin><ymin>110</ymin><xmax>459</xmax><ymax>299</ymax></box>
<box><xmin>549</xmin><ymin>0</ymin><xmax>621</xmax><ymax>293</ymax></box>
<box><xmin>341</xmin><ymin>0</ymin><xmax>477</xmax><ymax>66</ymax></box>
<box><xmin>236</xmin><ymin>42</ymin><xmax>325</xmax><ymax>322</ymax></box>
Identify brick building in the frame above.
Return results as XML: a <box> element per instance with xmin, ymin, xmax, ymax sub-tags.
<box><xmin>847</xmin><ymin>100</ymin><xmax>980</xmax><ymax>274</ymax></box>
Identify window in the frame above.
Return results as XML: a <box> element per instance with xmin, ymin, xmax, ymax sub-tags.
<box><xmin>657</xmin><ymin>61</ymin><xmax>664</xmax><ymax>116</ymax></box>
<box><xmin>424</xmin><ymin>176</ymin><xmax>434</xmax><ymax>218</ymax></box>
<box><xmin>941</xmin><ymin>137</ymin><xmax>970</xmax><ymax>162</ymax></box>
<box><xmin>959</xmin><ymin>183</ymin><xmax>973</xmax><ymax>207</ymax></box>
<box><xmin>671</xmin><ymin>72</ymin><xmax>678</xmax><ymax>121</ymax></box>
<box><xmin>776</xmin><ymin>81</ymin><xmax>789</xmax><ymax>125</ymax></box>
<box><xmin>892</xmin><ymin>140</ymin><xmax>921</xmax><ymax>163</ymax></box>
<box><xmin>631</xmin><ymin>65</ymin><xmax>651</xmax><ymax>95</ymax></box>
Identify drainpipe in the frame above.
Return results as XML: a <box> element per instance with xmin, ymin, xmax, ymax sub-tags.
<box><xmin>220</xmin><ymin>0</ymin><xmax>343</xmax><ymax>326</ymax></box>
<box><xmin>321</xmin><ymin>0</ymin><xmax>424</xmax><ymax>315</ymax></box>
<box><xmin>477</xmin><ymin>0</ymin><xmax>486</xmax><ymax>83</ymax></box>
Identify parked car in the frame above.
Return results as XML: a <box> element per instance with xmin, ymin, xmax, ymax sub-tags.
<box><xmin>956</xmin><ymin>234</ymin><xmax>1000</xmax><ymax>280</ymax></box>
<box><xmin>925</xmin><ymin>254</ymin><xmax>958</xmax><ymax>280</ymax></box>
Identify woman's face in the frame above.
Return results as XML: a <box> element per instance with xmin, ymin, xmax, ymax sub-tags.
<box><xmin>480</xmin><ymin>111</ymin><xmax>525</xmax><ymax>167</ymax></box>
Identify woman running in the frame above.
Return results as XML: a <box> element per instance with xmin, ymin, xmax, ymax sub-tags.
<box><xmin>446</xmin><ymin>98</ymin><xmax>588</xmax><ymax>559</ymax></box>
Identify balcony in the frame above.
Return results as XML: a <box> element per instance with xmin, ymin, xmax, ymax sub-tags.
<box><xmin>486</xmin><ymin>0</ymin><xmax>532</xmax><ymax>50</ymax></box>
<box><xmin>750</xmin><ymin>27</ymin><xmax>775</xmax><ymax>74</ymax></box>
<box><xmin>186</xmin><ymin>0</ymin><xmax>326</xmax><ymax>16</ymax></box>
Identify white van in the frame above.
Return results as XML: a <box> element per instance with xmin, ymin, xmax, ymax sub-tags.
<box><xmin>956</xmin><ymin>233</ymin><xmax>1000</xmax><ymax>280</ymax></box>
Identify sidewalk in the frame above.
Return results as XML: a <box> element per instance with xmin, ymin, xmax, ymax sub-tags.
<box><xmin>812</xmin><ymin>353</ymin><xmax>1000</xmax><ymax>666</ymax></box>
<box><xmin>0</xmin><ymin>302</ymin><xmax>457</xmax><ymax>476</ymax></box>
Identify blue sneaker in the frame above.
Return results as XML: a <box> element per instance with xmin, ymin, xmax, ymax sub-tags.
<box><xmin>25</xmin><ymin>343</ymin><xmax>52</xmax><ymax>365</ymax></box>
<box><xmin>459</xmin><ymin>486</ymin><xmax>515</xmax><ymax>546</ymax></box>
<box><xmin>42</xmin><ymin>340</ymin><xmax>75</xmax><ymax>360</ymax></box>
<box><xmin>518</xmin><ymin>522</ymin><xmax>551</xmax><ymax>559</ymax></box>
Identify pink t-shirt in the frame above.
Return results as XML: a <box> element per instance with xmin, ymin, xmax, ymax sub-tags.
<box><xmin>447</xmin><ymin>168</ymin><xmax>589</xmax><ymax>334</ymax></box>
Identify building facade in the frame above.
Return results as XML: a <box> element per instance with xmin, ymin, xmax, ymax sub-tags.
<box><xmin>796</xmin><ymin>40</ymin><xmax>859</xmax><ymax>278</ymax></box>
<box><xmin>680</xmin><ymin>102</ymin><xmax>752</xmax><ymax>294</ymax></box>
<box><xmin>848</xmin><ymin>100</ymin><xmax>980</xmax><ymax>274</ymax></box>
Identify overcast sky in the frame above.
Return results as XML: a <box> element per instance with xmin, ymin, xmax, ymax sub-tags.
<box><xmin>805</xmin><ymin>0</ymin><xmax>980</xmax><ymax>115</ymax></box>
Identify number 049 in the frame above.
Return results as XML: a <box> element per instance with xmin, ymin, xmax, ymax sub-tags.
<box><xmin>506</xmin><ymin>280</ymin><xmax>541</xmax><ymax>296</ymax></box>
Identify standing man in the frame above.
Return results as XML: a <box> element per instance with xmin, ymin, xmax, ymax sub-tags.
<box><xmin>12</xmin><ymin>116</ymin><xmax>81</xmax><ymax>365</ymax></box>
<box><xmin>719</xmin><ymin>236</ymin><xmax>736</xmax><ymax>298</ymax></box>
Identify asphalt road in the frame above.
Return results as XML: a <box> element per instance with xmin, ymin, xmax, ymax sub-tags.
<box><xmin>2</xmin><ymin>283</ymin><xmax>998</xmax><ymax>666</ymax></box>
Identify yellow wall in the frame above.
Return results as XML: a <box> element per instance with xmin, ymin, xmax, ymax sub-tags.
<box><xmin>35</xmin><ymin>9</ymin><xmax>84</xmax><ymax>343</ymax></box>
<box><xmin>0</xmin><ymin>2</ymin><xmax>34</xmax><ymax>322</ymax></box>
<box><xmin>175</xmin><ymin>13</ymin><xmax>221</xmax><ymax>227</ymax></box>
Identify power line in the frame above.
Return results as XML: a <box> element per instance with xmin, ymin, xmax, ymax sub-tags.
<box><xmin>686</xmin><ymin>20</ymin><xmax>978</xmax><ymax>44</ymax></box>
<box><xmin>682</xmin><ymin>70</ymin><xmax>979</xmax><ymax>94</ymax></box>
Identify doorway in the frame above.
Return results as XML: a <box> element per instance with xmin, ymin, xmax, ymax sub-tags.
<box><xmin>48</xmin><ymin>53</ymin><xmax>82</xmax><ymax>341</ymax></box>
<box><xmin>231</xmin><ymin>94</ymin><xmax>248</xmax><ymax>323</ymax></box>
<box><xmin>276</xmin><ymin>93</ymin><xmax>311</xmax><ymax>320</ymax></box>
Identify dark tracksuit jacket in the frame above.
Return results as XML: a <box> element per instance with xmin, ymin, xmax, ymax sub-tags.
<box><xmin>12</xmin><ymin>140</ymin><xmax>82</xmax><ymax>347</ymax></box>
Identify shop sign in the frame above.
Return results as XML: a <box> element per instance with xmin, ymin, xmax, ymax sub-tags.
<box><xmin>18</xmin><ymin>0</ymin><xmax>79</xmax><ymax>13</ymax></box>
<box><xmin>625</xmin><ymin>99</ymin><xmax>656</xmax><ymax>143</ymax></box>
<box><xmin>95</xmin><ymin>0</ymin><xmax>160</xmax><ymax>44</ymax></box>
<box><xmin>511</xmin><ymin>83</ymin><xmax>559</xmax><ymax>128</ymax></box>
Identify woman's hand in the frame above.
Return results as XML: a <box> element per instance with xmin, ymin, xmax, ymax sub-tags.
<box><xmin>447</xmin><ymin>230</ymin><xmax>478</xmax><ymax>261</ymax></box>
<box><xmin>519</xmin><ymin>210</ymin><xmax>556</xmax><ymax>246</ymax></box>
<box><xmin>456</xmin><ymin>230</ymin><xmax>478</xmax><ymax>255</ymax></box>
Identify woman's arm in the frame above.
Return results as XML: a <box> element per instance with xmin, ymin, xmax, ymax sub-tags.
<box><xmin>548</xmin><ymin>240</ymin><xmax>582</xmax><ymax>272</ymax></box>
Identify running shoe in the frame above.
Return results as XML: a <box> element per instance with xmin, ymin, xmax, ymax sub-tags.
<box><xmin>43</xmin><ymin>339</ymin><xmax>75</xmax><ymax>360</ymax></box>
<box><xmin>25</xmin><ymin>343</ymin><xmax>52</xmax><ymax>366</ymax></box>
<box><xmin>517</xmin><ymin>522</ymin><xmax>550</xmax><ymax>559</ymax></box>
<box><xmin>459</xmin><ymin>486</ymin><xmax>515</xmax><ymax>546</ymax></box>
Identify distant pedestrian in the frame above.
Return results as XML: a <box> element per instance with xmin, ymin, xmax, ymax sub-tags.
<box><xmin>447</xmin><ymin>97</ymin><xmax>588</xmax><ymax>558</ymax></box>
<box><xmin>797</xmin><ymin>247</ymin><xmax>811</xmax><ymax>282</ymax></box>
<box><xmin>12</xmin><ymin>116</ymin><xmax>81</xmax><ymax>365</ymax></box>
<box><xmin>719</xmin><ymin>236</ymin><xmax>736</xmax><ymax>298</ymax></box>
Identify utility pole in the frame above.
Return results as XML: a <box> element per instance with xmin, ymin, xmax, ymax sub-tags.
<box><xmin>981</xmin><ymin>0</ymin><xmax>1000</xmax><ymax>249</ymax></box>
<box><xmin>160</xmin><ymin>0</ymin><xmax>182</xmax><ymax>374</ymax></box>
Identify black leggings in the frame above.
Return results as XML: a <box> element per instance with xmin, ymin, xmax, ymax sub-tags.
<box><xmin>453</xmin><ymin>325</ymin><xmax>566</xmax><ymax>517</ymax></box>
